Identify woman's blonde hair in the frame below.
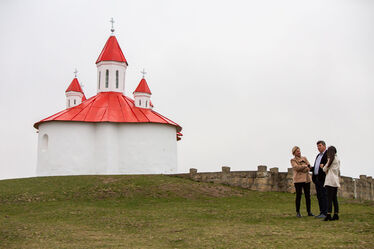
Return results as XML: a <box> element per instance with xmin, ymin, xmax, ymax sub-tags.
<box><xmin>292</xmin><ymin>146</ymin><xmax>300</xmax><ymax>155</ymax></box>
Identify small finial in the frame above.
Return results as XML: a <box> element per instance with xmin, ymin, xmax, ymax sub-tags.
<box><xmin>141</xmin><ymin>68</ymin><xmax>147</xmax><ymax>79</ymax></box>
<box><xmin>74</xmin><ymin>68</ymin><xmax>78</xmax><ymax>78</ymax></box>
<box><xmin>110</xmin><ymin>17</ymin><xmax>115</xmax><ymax>34</ymax></box>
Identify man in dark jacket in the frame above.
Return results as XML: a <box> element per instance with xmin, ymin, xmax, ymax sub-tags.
<box><xmin>310</xmin><ymin>140</ymin><xmax>328</xmax><ymax>218</ymax></box>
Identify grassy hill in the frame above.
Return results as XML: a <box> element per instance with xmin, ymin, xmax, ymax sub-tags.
<box><xmin>0</xmin><ymin>175</ymin><xmax>373</xmax><ymax>249</ymax></box>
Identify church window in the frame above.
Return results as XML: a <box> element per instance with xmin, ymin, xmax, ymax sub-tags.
<box><xmin>41</xmin><ymin>134</ymin><xmax>48</xmax><ymax>152</ymax></box>
<box><xmin>105</xmin><ymin>70</ymin><xmax>109</xmax><ymax>88</ymax></box>
<box><xmin>98</xmin><ymin>71</ymin><xmax>101</xmax><ymax>88</ymax></box>
<box><xmin>146</xmin><ymin>100</ymin><xmax>148</xmax><ymax>107</ymax></box>
<box><xmin>116</xmin><ymin>70</ymin><xmax>119</xmax><ymax>88</ymax></box>
<box><xmin>74</xmin><ymin>99</ymin><xmax>76</xmax><ymax>105</ymax></box>
<box><xmin>139</xmin><ymin>100</ymin><xmax>141</xmax><ymax>106</ymax></box>
<box><xmin>68</xmin><ymin>99</ymin><xmax>70</xmax><ymax>107</ymax></box>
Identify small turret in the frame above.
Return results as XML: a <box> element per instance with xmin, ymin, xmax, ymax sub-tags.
<box><xmin>133</xmin><ymin>71</ymin><xmax>152</xmax><ymax>109</ymax></box>
<box><xmin>65</xmin><ymin>71</ymin><xmax>86</xmax><ymax>108</ymax></box>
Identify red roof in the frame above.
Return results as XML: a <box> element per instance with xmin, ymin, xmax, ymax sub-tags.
<box><xmin>96</xmin><ymin>36</ymin><xmax>128</xmax><ymax>65</ymax></box>
<box><xmin>34</xmin><ymin>92</ymin><xmax>182</xmax><ymax>136</ymax></box>
<box><xmin>134</xmin><ymin>78</ymin><xmax>152</xmax><ymax>94</ymax></box>
<box><xmin>65</xmin><ymin>78</ymin><xmax>83</xmax><ymax>93</ymax></box>
<box><xmin>65</xmin><ymin>77</ymin><xmax>87</xmax><ymax>101</ymax></box>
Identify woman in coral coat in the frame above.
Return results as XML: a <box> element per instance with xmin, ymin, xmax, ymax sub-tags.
<box><xmin>290</xmin><ymin>146</ymin><xmax>314</xmax><ymax>218</ymax></box>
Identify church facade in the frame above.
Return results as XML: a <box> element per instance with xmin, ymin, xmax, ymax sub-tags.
<box><xmin>34</xmin><ymin>29</ymin><xmax>182</xmax><ymax>176</ymax></box>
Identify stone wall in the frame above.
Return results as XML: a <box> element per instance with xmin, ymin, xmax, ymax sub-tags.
<box><xmin>172</xmin><ymin>166</ymin><xmax>374</xmax><ymax>201</ymax></box>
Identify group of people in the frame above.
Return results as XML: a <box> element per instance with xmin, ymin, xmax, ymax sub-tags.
<box><xmin>290</xmin><ymin>140</ymin><xmax>340</xmax><ymax>221</ymax></box>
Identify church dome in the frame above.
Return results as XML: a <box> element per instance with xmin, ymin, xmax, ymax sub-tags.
<box><xmin>34</xmin><ymin>92</ymin><xmax>182</xmax><ymax>133</ymax></box>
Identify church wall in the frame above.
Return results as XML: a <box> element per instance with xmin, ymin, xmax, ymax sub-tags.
<box><xmin>117</xmin><ymin>123</ymin><xmax>177</xmax><ymax>174</ymax></box>
<box><xmin>36</xmin><ymin>121</ymin><xmax>177</xmax><ymax>176</ymax></box>
<box><xmin>37</xmin><ymin>122</ymin><xmax>96</xmax><ymax>176</ymax></box>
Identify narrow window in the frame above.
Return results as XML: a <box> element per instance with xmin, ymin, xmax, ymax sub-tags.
<box><xmin>74</xmin><ymin>99</ymin><xmax>76</xmax><ymax>105</ymax></box>
<box><xmin>123</xmin><ymin>72</ymin><xmax>125</xmax><ymax>90</ymax></box>
<box><xmin>68</xmin><ymin>99</ymin><xmax>70</xmax><ymax>107</ymax></box>
<box><xmin>139</xmin><ymin>100</ymin><xmax>141</xmax><ymax>106</ymax></box>
<box><xmin>105</xmin><ymin>69</ymin><xmax>109</xmax><ymax>88</ymax></box>
<box><xmin>116</xmin><ymin>70</ymin><xmax>119</xmax><ymax>88</ymax></box>
<box><xmin>98</xmin><ymin>71</ymin><xmax>101</xmax><ymax>89</ymax></box>
<box><xmin>146</xmin><ymin>100</ymin><xmax>148</xmax><ymax>107</ymax></box>
<box><xmin>41</xmin><ymin>134</ymin><xmax>48</xmax><ymax>152</ymax></box>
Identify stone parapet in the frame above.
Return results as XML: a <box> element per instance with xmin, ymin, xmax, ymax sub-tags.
<box><xmin>171</xmin><ymin>166</ymin><xmax>374</xmax><ymax>201</ymax></box>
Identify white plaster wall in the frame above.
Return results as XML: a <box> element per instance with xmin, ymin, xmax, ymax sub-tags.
<box><xmin>66</xmin><ymin>91</ymin><xmax>83</xmax><ymax>108</ymax></box>
<box><xmin>36</xmin><ymin>122</ymin><xmax>177</xmax><ymax>176</ymax></box>
<box><xmin>134</xmin><ymin>93</ymin><xmax>151</xmax><ymax>109</ymax></box>
<box><xmin>97</xmin><ymin>61</ymin><xmax>127</xmax><ymax>93</ymax></box>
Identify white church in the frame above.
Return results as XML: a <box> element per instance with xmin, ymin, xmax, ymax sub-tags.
<box><xmin>34</xmin><ymin>24</ymin><xmax>182</xmax><ymax>176</ymax></box>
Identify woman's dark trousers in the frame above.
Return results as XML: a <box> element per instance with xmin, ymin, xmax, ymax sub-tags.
<box><xmin>326</xmin><ymin>185</ymin><xmax>339</xmax><ymax>214</ymax></box>
<box><xmin>294</xmin><ymin>182</ymin><xmax>311</xmax><ymax>213</ymax></box>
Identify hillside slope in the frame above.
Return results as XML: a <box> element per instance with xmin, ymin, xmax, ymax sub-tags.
<box><xmin>0</xmin><ymin>175</ymin><xmax>373</xmax><ymax>249</ymax></box>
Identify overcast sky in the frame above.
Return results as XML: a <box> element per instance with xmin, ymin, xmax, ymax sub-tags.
<box><xmin>0</xmin><ymin>0</ymin><xmax>373</xmax><ymax>180</ymax></box>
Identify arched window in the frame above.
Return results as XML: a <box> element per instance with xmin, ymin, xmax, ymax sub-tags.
<box><xmin>74</xmin><ymin>99</ymin><xmax>76</xmax><ymax>105</ymax></box>
<box><xmin>139</xmin><ymin>100</ymin><xmax>141</xmax><ymax>106</ymax></box>
<box><xmin>105</xmin><ymin>70</ymin><xmax>109</xmax><ymax>88</ymax></box>
<box><xmin>116</xmin><ymin>70</ymin><xmax>119</xmax><ymax>88</ymax></box>
<box><xmin>41</xmin><ymin>134</ymin><xmax>48</xmax><ymax>152</ymax></box>
<box><xmin>146</xmin><ymin>100</ymin><xmax>148</xmax><ymax>107</ymax></box>
<box><xmin>98</xmin><ymin>71</ymin><xmax>101</xmax><ymax>89</ymax></box>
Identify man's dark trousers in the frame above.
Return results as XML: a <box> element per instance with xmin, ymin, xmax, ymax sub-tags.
<box><xmin>314</xmin><ymin>179</ymin><xmax>327</xmax><ymax>215</ymax></box>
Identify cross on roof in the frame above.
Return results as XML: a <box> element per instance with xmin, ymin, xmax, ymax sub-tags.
<box><xmin>74</xmin><ymin>68</ymin><xmax>78</xmax><ymax>78</ymax></box>
<box><xmin>110</xmin><ymin>17</ymin><xmax>115</xmax><ymax>33</ymax></box>
<box><xmin>141</xmin><ymin>68</ymin><xmax>147</xmax><ymax>78</ymax></box>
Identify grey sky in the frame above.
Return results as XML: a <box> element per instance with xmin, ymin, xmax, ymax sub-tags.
<box><xmin>0</xmin><ymin>0</ymin><xmax>373</xmax><ymax>180</ymax></box>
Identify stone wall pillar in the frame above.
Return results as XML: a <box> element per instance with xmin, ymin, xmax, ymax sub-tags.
<box><xmin>221</xmin><ymin>166</ymin><xmax>231</xmax><ymax>184</ymax></box>
<box><xmin>286</xmin><ymin>168</ymin><xmax>295</xmax><ymax>193</ymax></box>
<box><xmin>269</xmin><ymin>167</ymin><xmax>279</xmax><ymax>191</ymax></box>
<box><xmin>189</xmin><ymin>168</ymin><xmax>197</xmax><ymax>180</ymax></box>
<box><xmin>367</xmin><ymin>176</ymin><xmax>373</xmax><ymax>201</ymax></box>
<box><xmin>252</xmin><ymin>165</ymin><xmax>269</xmax><ymax>191</ymax></box>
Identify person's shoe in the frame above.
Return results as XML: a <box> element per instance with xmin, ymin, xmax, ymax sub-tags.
<box><xmin>331</xmin><ymin>213</ymin><xmax>339</xmax><ymax>220</ymax></box>
<box><xmin>315</xmin><ymin>214</ymin><xmax>326</xmax><ymax>218</ymax></box>
<box><xmin>308</xmin><ymin>212</ymin><xmax>314</xmax><ymax>217</ymax></box>
<box><xmin>323</xmin><ymin>214</ymin><xmax>332</xmax><ymax>221</ymax></box>
<box><xmin>296</xmin><ymin>212</ymin><xmax>302</xmax><ymax>218</ymax></box>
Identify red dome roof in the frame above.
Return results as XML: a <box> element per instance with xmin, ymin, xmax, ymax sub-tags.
<box><xmin>134</xmin><ymin>78</ymin><xmax>152</xmax><ymax>94</ymax></box>
<box><xmin>96</xmin><ymin>36</ymin><xmax>128</xmax><ymax>65</ymax></box>
<box><xmin>34</xmin><ymin>92</ymin><xmax>182</xmax><ymax>135</ymax></box>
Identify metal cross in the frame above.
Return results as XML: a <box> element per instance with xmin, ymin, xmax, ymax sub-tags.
<box><xmin>141</xmin><ymin>68</ymin><xmax>147</xmax><ymax>78</ymax></box>
<box><xmin>74</xmin><ymin>68</ymin><xmax>78</xmax><ymax>78</ymax></box>
<box><xmin>110</xmin><ymin>17</ymin><xmax>115</xmax><ymax>33</ymax></box>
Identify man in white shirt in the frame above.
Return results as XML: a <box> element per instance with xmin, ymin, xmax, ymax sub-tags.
<box><xmin>310</xmin><ymin>140</ymin><xmax>328</xmax><ymax>218</ymax></box>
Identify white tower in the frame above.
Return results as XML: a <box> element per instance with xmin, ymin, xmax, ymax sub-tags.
<box><xmin>134</xmin><ymin>70</ymin><xmax>152</xmax><ymax>109</ymax></box>
<box><xmin>65</xmin><ymin>70</ymin><xmax>86</xmax><ymax>109</ymax></box>
<box><xmin>96</xmin><ymin>18</ymin><xmax>128</xmax><ymax>94</ymax></box>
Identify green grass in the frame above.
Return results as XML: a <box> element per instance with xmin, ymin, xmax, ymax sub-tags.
<box><xmin>0</xmin><ymin>175</ymin><xmax>373</xmax><ymax>249</ymax></box>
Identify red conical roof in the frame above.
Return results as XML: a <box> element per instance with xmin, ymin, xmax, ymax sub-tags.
<box><xmin>96</xmin><ymin>35</ymin><xmax>128</xmax><ymax>65</ymax></box>
<box><xmin>65</xmin><ymin>77</ymin><xmax>87</xmax><ymax>101</ymax></box>
<box><xmin>65</xmin><ymin>78</ymin><xmax>84</xmax><ymax>93</ymax></box>
<box><xmin>133</xmin><ymin>78</ymin><xmax>152</xmax><ymax>94</ymax></box>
